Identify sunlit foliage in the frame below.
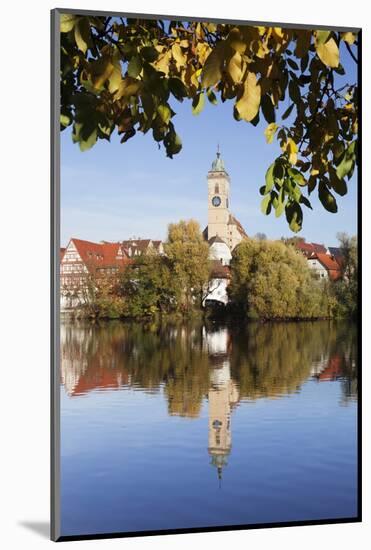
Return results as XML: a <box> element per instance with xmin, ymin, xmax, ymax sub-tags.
<box><xmin>60</xmin><ymin>15</ymin><xmax>358</xmax><ymax>231</ymax></box>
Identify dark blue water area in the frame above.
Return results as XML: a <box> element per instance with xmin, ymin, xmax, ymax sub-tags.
<box><xmin>60</xmin><ymin>379</ymin><xmax>357</xmax><ymax>535</ymax></box>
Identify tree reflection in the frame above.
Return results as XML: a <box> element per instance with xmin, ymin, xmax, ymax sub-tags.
<box><xmin>61</xmin><ymin>319</ymin><xmax>357</xmax><ymax>483</ymax></box>
<box><xmin>61</xmin><ymin>319</ymin><xmax>358</xmax><ymax>406</ymax></box>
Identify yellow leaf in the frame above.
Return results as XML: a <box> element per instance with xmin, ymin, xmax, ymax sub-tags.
<box><xmin>228</xmin><ymin>28</ymin><xmax>247</xmax><ymax>54</ymax></box>
<box><xmin>273</xmin><ymin>27</ymin><xmax>284</xmax><ymax>40</ymax></box>
<box><xmin>227</xmin><ymin>52</ymin><xmax>243</xmax><ymax>83</ymax></box>
<box><xmin>60</xmin><ymin>14</ymin><xmax>78</xmax><ymax>33</ymax></box>
<box><xmin>235</xmin><ymin>72</ymin><xmax>261</xmax><ymax>122</ymax></box>
<box><xmin>315</xmin><ymin>37</ymin><xmax>339</xmax><ymax>68</ymax></box>
<box><xmin>115</xmin><ymin>77</ymin><xmax>141</xmax><ymax>99</ymax></box>
<box><xmin>341</xmin><ymin>32</ymin><xmax>356</xmax><ymax>45</ymax></box>
<box><xmin>108</xmin><ymin>64</ymin><xmax>122</xmax><ymax>94</ymax></box>
<box><xmin>264</xmin><ymin>123</ymin><xmax>278</xmax><ymax>144</ymax></box>
<box><xmin>74</xmin><ymin>18</ymin><xmax>90</xmax><ymax>54</ymax></box>
<box><xmin>89</xmin><ymin>57</ymin><xmax>115</xmax><ymax>90</ymax></box>
<box><xmin>172</xmin><ymin>43</ymin><xmax>186</xmax><ymax>67</ymax></box>
<box><xmin>287</xmin><ymin>138</ymin><xmax>298</xmax><ymax>165</ymax></box>
<box><xmin>154</xmin><ymin>50</ymin><xmax>172</xmax><ymax>75</ymax></box>
<box><xmin>201</xmin><ymin>44</ymin><xmax>224</xmax><ymax>88</ymax></box>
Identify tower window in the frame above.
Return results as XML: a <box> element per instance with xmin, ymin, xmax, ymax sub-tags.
<box><xmin>215</xmin><ymin>184</ymin><xmax>219</xmax><ymax>194</ymax></box>
<box><xmin>226</xmin><ymin>199</ymin><xmax>229</xmax><ymax>208</ymax></box>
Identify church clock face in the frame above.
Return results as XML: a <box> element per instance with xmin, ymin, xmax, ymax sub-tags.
<box><xmin>212</xmin><ymin>196</ymin><xmax>221</xmax><ymax>207</ymax></box>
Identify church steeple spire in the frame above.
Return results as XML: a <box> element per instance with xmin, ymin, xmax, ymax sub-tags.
<box><xmin>211</xmin><ymin>145</ymin><xmax>226</xmax><ymax>172</ymax></box>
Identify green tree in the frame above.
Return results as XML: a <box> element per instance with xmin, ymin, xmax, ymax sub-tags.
<box><xmin>332</xmin><ymin>233</ymin><xmax>358</xmax><ymax>318</ymax></box>
<box><xmin>165</xmin><ymin>219</ymin><xmax>210</xmax><ymax>311</ymax></box>
<box><xmin>229</xmin><ymin>239</ymin><xmax>333</xmax><ymax>319</ymax></box>
<box><xmin>60</xmin><ymin>15</ymin><xmax>358</xmax><ymax>231</ymax></box>
<box><xmin>118</xmin><ymin>254</ymin><xmax>176</xmax><ymax>317</ymax></box>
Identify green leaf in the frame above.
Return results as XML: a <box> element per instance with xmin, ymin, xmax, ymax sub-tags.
<box><xmin>250</xmin><ymin>112</ymin><xmax>260</xmax><ymax>126</ymax></box>
<box><xmin>318</xmin><ymin>180</ymin><xmax>338</xmax><ymax>213</ymax></box>
<box><xmin>265</xmin><ymin>162</ymin><xmax>275</xmax><ymax>192</ymax></box>
<box><xmin>261</xmin><ymin>94</ymin><xmax>276</xmax><ymax>124</ymax></box>
<box><xmin>273</xmin><ymin>160</ymin><xmax>285</xmax><ymax>182</ymax></box>
<box><xmin>141</xmin><ymin>46</ymin><xmax>158</xmax><ymax>62</ymax></box>
<box><xmin>275</xmin><ymin>200</ymin><xmax>285</xmax><ymax>218</ymax></box>
<box><xmin>235</xmin><ymin>72</ymin><xmax>261</xmax><ymax>122</ymax></box>
<box><xmin>275</xmin><ymin>190</ymin><xmax>285</xmax><ymax>218</ymax></box>
<box><xmin>207</xmin><ymin>89</ymin><xmax>218</xmax><ymax>105</ymax></box>
<box><xmin>288</xmin><ymin>167</ymin><xmax>307</xmax><ymax>186</ymax></box>
<box><xmin>120</xmin><ymin>128</ymin><xmax>136</xmax><ymax>143</ymax></box>
<box><xmin>261</xmin><ymin>194</ymin><xmax>271</xmax><ymax>215</ymax></box>
<box><xmin>72</xmin><ymin>122</ymin><xmax>97</xmax><ymax>152</ymax></box>
<box><xmin>287</xmin><ymin>58</ymin><xmax>299</xmax><ymax>70</ymax></box>
<box><xmin>168</xmin><ymin>77</ymin><xmax>188</xmax><ymax>100</ymax></box>
<box><xmin>334</xmin><ymin>64</ymin><xmax>345</xmax><ymax>75</ymax></box>
<box><xmin>282</xmin><ymin>103</ymin><xmax>295</xmax><ymax>120</ymax></box>
<box><xmin>141</xmin><ymin>93</ymin><xmax>155</xmax><ymax>121</ymax></box>
<box><xmin>128</xmin><ymin>56</ymin><xmax>142</xmax><ymax>78</ymax></box>
<box><xmin>300</xmin><ymin>196</ymin><xmax>312</xmax><ymax>209</ymax></box>
<box><xmin>289</xmin><ymin>80</ymin><xmax>301</xmax><ymax>104</ymax></box>
<box><xmin>157</xmin><ymin>104</ymin><xmax>171</xmax><ymax>124</ymax></box>
<box><xmin>60</xmin><ymin>113</ymin><xmax>71</xmax><ymax>128</ymax></box>
<box><xmin>165</xmin><ymin>128</ymin><xmax>182</xmax><ymax>158</ymax></box>
<box><xmin>192</xmin><ymin>91</ymin><xmax>205</xmax><ymax>115</ymax></box>
<box><xmin>285</xmin><ymin>202</ymin><xmax>303</xmax><ymax>232</ymax></box>
<box><xmin>336</xmin><ymin>141</ymin><xmax>356</xmax><ymax>180</ymax></box>
<box><xmin>329</xmin><ymin>168</ymin><xmax>348</xmax><ymax>196</ymax></box>
<box><xmin>308</xmin><ymin>176</ymin><xmax>317</xmax><ymax>195</ymax></box>
<box><xmin>264</xmin><ymin>123</ymin><xmax>278</xmax><ymax>144</ymax></box>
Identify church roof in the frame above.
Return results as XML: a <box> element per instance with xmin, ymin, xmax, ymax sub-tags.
<box><xmin>228</xmin><ymin>214</ymin><xmax>249</xmax><ymax>239</ymax></box>
<box><xmin>208</xmin><ymin>235</ymin><xmax>228</xmax><ymax>246</ymax></box>
<box><xmin>210</xmin><ymin>146</ymin><xmax>227</xmax><ymax>173</ymax></box>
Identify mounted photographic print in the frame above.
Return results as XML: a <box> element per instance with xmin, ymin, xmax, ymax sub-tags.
<box><xmin>51</xmin><ymin>8</ymin><xmax>361</xmax><ymax>541</ymax></box>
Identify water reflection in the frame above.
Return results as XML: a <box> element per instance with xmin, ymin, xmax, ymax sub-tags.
<box><xmin>61</xmin><ymin>319</ymin><xmax>357</xmax><ymax>482</ymax></box>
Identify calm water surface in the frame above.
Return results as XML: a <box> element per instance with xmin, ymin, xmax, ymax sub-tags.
<box><xmin>60</xmin><ymin>319</ymin><xmax>358</xmax><ymax>536</ymax></box>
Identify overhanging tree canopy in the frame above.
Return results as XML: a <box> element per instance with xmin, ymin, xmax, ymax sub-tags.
<box><xmin>60</xmin><ymin>15</ymin><xmax>358</xmax><ymax>232</ymax></box>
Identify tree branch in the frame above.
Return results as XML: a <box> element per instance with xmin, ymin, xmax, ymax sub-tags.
<box><xmin>345</xmin><ymin>42</ymin><xmax>358</xmax><ymax>64</ymax></box>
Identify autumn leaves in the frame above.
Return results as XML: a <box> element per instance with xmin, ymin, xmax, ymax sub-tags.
<box><xmin>59</xmin><ymin>16</ymin><xmax>358</xmax><ymax>232</ymax></box>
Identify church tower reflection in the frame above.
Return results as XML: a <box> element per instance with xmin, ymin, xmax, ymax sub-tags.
<box><xmin>204</xmin><ymin>327</ymin><xmax>239</xmax><ymax>484</ymax></box>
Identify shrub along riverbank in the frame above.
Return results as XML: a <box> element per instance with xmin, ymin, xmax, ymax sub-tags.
<box><xmin>67</xmin><ymin>222</ymin><xmax>357</xmax><ymax>322</ymax></box>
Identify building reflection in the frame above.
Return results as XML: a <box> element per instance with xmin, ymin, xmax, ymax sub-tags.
<box><xmin>60</xmin><ymin>320</ymin><xmax>357</xmax><ymax>477</ymax></box>
<box><xmin>204</xmin><ymin>327</ymin><xmax>239</xmax><ymax>483</ymax></box>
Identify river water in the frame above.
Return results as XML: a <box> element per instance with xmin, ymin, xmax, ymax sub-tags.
<box><xmin>60</xmin><ymin>319</ymin><xmax>358</xmax><ymax>537</ymax></box>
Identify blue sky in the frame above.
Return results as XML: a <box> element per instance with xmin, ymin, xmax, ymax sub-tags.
<box><xmin>61</xmin><ymin>37</ymin><xmax>358</xmax><ymax>248</ymax></box>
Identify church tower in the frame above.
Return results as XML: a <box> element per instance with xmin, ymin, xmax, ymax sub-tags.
<box><xmin>207</xmin><ymin>147</ymin><xmax>231</xmax><ymax>246</ymax></box>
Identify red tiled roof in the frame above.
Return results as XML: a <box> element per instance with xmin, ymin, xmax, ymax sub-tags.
<box><xmin>60</xmin><ymin>247</ymin><xmax>66</xmax><ymax>261</ymax></box>
<box><xmin>72</xmin><ymin>366</ymin><xmax>129</xmax><ymax>396</ymax></box>
<box><xmin>68</xmin><ymin>238</ymin><xmax>131</xmax><ymax>272</ymax></box>
<box><xmin>121</xmin><ymin>239</ymin><xmax>152</xmax><ymax>251</ymax></box>
<box><xmin>318</xmin><ymin>355</ymin><xmax>342</xmax><ymax>381</ymax></box>
<box><xmin>296</xmin><ymin>241</ymin><xmax>327</xmax><ymax>255</ymax></box>
<box><xmin>313</xmin><ymin>252</ymin><xmax>342</xmax><ymax>280</ymax></box>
